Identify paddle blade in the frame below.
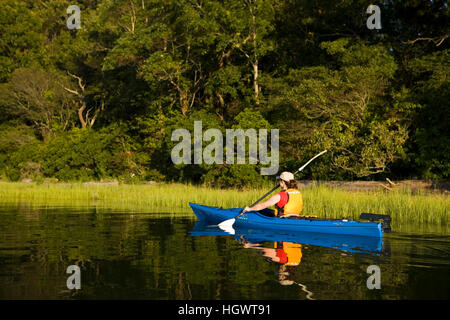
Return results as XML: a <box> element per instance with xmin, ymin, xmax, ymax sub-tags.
<box><xmin>218</xmin><ymin>218</ymin><xmax>236</xmax><ymax>234</ymax></box>
<box><xmin>218</xmin><ymin>218</ymin><xmax>235</xmax><ymax>228</ymax></box>
<box><xmin>221</xmin><ymin>225</ymin><xmax>235</xmax><ymax>235</ymax></box>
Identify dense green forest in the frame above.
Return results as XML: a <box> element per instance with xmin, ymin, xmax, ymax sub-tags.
<box><xmin>0</xmin><ymin>0</ymin><xmax>448</xmax><ymax>186</ymax></box>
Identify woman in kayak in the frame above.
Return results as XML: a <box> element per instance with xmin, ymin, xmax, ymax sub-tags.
<box><xmin>242</xmin><ymin>171</ymin><xmax>303</xmax><ymax>217</ymax></box>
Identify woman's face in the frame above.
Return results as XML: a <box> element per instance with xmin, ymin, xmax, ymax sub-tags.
<box><xmin>280</xmin><ymin>180</ymin><xmax>287</xmax><ymax>190</ymax></box>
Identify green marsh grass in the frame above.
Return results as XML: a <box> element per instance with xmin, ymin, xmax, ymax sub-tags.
<box><xmin>303</xmin><ymin>185</ymin><xmax>448</xmax><ymax>225</ymax></box>
<box><xmin>0</xmin><ymin>182</ymin><xmax>448</xmax><ymax>227</ymax></box>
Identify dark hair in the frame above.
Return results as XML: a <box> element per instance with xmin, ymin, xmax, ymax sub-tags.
<box><xmin>283</xmin><ymin>180</ymin><xmax>298</xmax><ymax>189</ymax></box>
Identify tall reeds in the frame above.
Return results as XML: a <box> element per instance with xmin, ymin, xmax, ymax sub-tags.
<box><xmin>0</xmin><ymin>182</ymin><xmax>448</xmax><ymax>226</ymax></box>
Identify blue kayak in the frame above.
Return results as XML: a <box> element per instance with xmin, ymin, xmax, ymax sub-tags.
<box><xmin>190</xmin><ymin>221</ymin><xmax>384</xmax><ymax>255</ymax></box>
<box><xmin>189</xmin><ymin>203</ymin><xmax>383</xmax><ymax>238</ymax></box>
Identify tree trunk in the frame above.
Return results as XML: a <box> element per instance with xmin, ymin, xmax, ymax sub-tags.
<box><xmin>216</xmin><ymin>91</ymin><xmax>225</xmax><ymax>120</ymax></box>
<box><xmin>251</xmin><ymin>4</ymin><xmax>259</xmax><ymax>106</ymax></box>
<box><xmin>253</xmin><ymin>61</ymin><xmax>259</xmax><ymax>105</ymax></box>
<box><xmin>78</xmin><ymin>101</ymin><xmax>87</xmax><ymax>128</ymax></box>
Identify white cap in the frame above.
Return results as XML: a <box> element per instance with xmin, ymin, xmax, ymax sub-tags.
<box><xmin>279</xmin><ymin>280</ymin><xmax>294</xmax><ymax>286</ymax></box>
<box><xmin>279</xmin><ymin>171</ymin><xmax>294</xmax><ymax>182</ymax></box>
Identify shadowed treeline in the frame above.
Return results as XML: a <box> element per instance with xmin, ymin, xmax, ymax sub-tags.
<box><xmin>0</xmin><ymin>0</ymin><xmax>448</xmax><ymax>186</ymax></box>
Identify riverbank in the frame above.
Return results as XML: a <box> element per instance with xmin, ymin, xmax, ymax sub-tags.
<box><xmin>298</xmin><ymin>179</ymin><xmax>450</xmax><ymax>193</ymax></box>
<box><xmin>13</xmin><ymin>178</ymin><xmax>450</xmax><ymax>193</ymax></box>
<box><xmin>0</xmin><ymin>181</ymin><xmax>448</xmax><ymax>225</ymax></box>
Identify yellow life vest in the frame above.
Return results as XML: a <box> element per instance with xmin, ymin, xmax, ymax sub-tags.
<box><xmin>275</xmin><ymin>188</ymin><xmax>303</xmax><ymax>216</ymax></box>
<box><xmin>283</xmin><ymin>243</ymin><xmax>302</xmax><ymax>266</ymax></box>
<box><xmin>273</xmin><ymin>242</ymin><xmax>303</xmax><ymax>266</ymax></box>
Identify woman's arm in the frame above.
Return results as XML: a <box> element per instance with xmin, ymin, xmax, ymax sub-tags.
<box><xmin>243</xmin><ymin>194</ymin><xmax>281</xmax><ymax>212</ymax></box>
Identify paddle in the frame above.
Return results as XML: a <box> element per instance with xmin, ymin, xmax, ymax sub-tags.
<box><xmin>218</xmin><ymin>150</ymin><xmax>328</xmax><ymax>230</ymax></box>
<box><xmin>360</xmin><ymin>213</ymin><xmax>392</xmax><ymax>232</ymax></box>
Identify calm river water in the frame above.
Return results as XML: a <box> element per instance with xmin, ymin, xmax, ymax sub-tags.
<box><xmin>0</xmin><ymin>204</ymin><xmax>449</xmax><ymax>299</ymax></box>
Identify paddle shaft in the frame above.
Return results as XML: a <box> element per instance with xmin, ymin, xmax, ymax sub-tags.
<box><xmin>294</xmin><ymin>150</ymin><xmax>328</xmax><ymax>174</ymax></box>
<box><xmin>232</xmin><ymin>150</ymin><xmax>327</xmax><ymax>220</ymax></box>
<box><xmin>249</xmin><ymin>184</ymin><xmax>280</xmax><ymax>208</ymax></box>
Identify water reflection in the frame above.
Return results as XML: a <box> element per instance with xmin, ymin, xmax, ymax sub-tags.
<box><xmin>190</xmin><ymin>221</ymin><xmax>387</xmax><ymax>300</ymax></box>
<box><xmin>190</xmin><ymin>221</ymin><xmax>385</xmax><ymax>255</ymax></box>
<box><xmin>1</xmin><ymin>204</ymin><xmax>448</xmax><ymax>300</ymax></box>
<box><xmin>241</xmin><ymin>240</ymin><xmax>316</xmax><ymax>299</ymax></box>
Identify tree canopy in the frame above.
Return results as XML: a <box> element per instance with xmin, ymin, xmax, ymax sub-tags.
<box><xmin>0</xmin><ymin>0</ymin><xmax>448</xmax><ymax>185</ymax></box>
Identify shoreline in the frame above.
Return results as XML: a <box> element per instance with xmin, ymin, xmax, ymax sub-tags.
<box><xmin>298</xmin><ymin>180</ymin><xmax>450</xmax><ymax>194</ymax></box>
<box><xmin>4</xmin><ymin>179</ymin><xmax>449</xmax><ymax>194</ymax></box>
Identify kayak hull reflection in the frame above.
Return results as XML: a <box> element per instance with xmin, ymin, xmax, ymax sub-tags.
<box><xmin>189</xmin><ymin>203</ymin><xmax>383</xmax><ymax>238</ymax></box>
<box><xmin>190</xmin><ymin>221</ymin><xmax>383</xmax><ymax>254</ymax></box>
